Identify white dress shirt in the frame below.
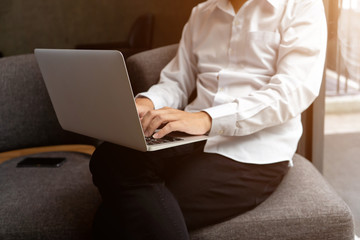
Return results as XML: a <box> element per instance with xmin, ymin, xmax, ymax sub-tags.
<box><xmin>139</xmin><ymin>0</ymin><xmax>327</xmax><ymax>165</ymax></box>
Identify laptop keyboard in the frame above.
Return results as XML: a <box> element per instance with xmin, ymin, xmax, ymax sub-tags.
<box><xmin>145</xmin><ymin>136</ymin><xmax>184</xmax><ymax>145</ymax></box>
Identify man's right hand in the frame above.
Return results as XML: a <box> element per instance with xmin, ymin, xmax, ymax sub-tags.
<box><xmin>135</xmin><ymin>97</ymin><xmax>155</xmax><ymax>119</ymax></box>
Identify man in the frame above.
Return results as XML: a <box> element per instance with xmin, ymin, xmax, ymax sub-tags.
<box><xmin>90</xmin><ymin>0</ymin><xmax>327</xmax><ymax>239</ymax></box>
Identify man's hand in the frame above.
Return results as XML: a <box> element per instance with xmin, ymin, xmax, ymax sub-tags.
<box><xmin>135</xmin><ymin>97</ymin><xmax>155</xmax><ymax>119</ymax></box>
<box><xmin>140</xmin><ymin>107</ymin><xmax>212</xmax><ymax>138</ymax></box>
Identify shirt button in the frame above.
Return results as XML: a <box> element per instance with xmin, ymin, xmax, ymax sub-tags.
<box><xmin>217</xmin><ymin>74</ymin><xmax>219</xmax><ymax>80</ymax></box>
<box><xmin>218</xmin><ymin>129</ymin><xmax>224</xmax><ymax>135</ymax></box>
<box><xmin>236</xmin><ymin>121</ymin><xmax>241</xmax><ymax>128</ymax></box>
<box><xmin>219</xmin><ymin>87</ymin><xmax>224</xmax><ymax>92</ymax></box>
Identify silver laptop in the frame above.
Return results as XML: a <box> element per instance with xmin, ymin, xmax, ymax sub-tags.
<box><xmin>34</xmin><ymin>49</ymin><xmax>208</xmax><ymax>151</ymax></box>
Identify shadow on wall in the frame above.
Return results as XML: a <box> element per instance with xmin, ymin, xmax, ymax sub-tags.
<box><xmin>76</xmin><ymin>13</ymin><xmax>154</xmax><ymax>59</ymax></box>
<box><xmin>0</xmin><ymin>0</ymin><xmax>11</xmax><ymax>57</ymax></box>
<box><xmin>0</xmin><ymin>0</ymin><xmax>203</xmax><ymax>57</ymax></box>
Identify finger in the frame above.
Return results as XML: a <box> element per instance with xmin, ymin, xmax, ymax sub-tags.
<box><xmin>141</xmin><ymin>109</ymin><xmax>179</xmax><ymax>137</ymax></box>
<box><xmin>144</xmin><ymin>113</ymin><xmax>168</xmax><ymax>137</ymax></box>
<box><xmin>141</xmin><ymin>110</ymin><xmax>156</xmax><ymax>137</ymax></box>
<box><xmin>153</xmin><ymin>121</ymin><xmax>183</xmax><ymax>139</ymax></box>
<box><xmin>138</xmin><ymin>109</ymin><xmax>146</xmax><ymax>119</ymax></box>
<box><xmin>146</xmin><ymin>112</ymin><xmax>182</xmax><ymax>137</ymax></box>
<box><xmin>136</xmin><ymin>105</ymin><xmax>148</xmax><ymax>118</ymax></box>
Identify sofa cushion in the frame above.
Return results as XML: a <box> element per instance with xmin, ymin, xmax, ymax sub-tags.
<box><xmin>0</xmin><ymin>152</ymin><xmax>354</xmax><ymax>240</ymax></box>
<box><xmin>189</xmin><ymin>154</ymin><xmax>354</xmax><ymax>240</ymax></box>
<box><xmin>0</xmin><ymin>151</ymin><xmax>101</xmax><ymax>240</ymax></box>
<box><xmin>126</xmin><ymin>44</ymin><xmax>178</xmax><ymax>95</ymax></box>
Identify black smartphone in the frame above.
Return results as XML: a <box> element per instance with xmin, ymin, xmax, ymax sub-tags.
<box><xmin>16</xmin><ymin>157</ymin><xmax>66</xmax><ymax>168</ymax></box>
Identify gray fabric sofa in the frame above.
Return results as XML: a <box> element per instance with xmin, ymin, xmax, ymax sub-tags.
<box><xmin>0</xmin><ymin>45</ymin><xmax>355</xmax><ymax>239</ymax></box>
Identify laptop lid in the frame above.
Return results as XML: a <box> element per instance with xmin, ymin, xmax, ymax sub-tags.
<box><xmin>34</xmin><ymin>49</ymin><xmax>208</xmax><ymax>152</ymax></box>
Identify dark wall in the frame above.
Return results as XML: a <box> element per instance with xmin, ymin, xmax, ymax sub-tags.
<box><xmin>0</xmin><ymin>0</ymin><xmax>203</xmax><ymax>57</ymax></box>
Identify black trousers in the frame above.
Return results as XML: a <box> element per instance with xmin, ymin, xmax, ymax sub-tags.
<box><xmin>89</xmin><ymin>141</ymin><xmax>289</xmax><ymax>240</ymax></box>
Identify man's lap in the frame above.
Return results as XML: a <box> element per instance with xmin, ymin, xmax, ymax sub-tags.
<box><xmin>89</xmin><ymin>141</ymin><xmax>289</xmax><ymax>230</ymax></box>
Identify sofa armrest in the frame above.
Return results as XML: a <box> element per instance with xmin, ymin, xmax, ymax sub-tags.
<box><xmin>126</xmin><ymin>44</ymin><xmax>178</xmax><ymax>95</ymax></box>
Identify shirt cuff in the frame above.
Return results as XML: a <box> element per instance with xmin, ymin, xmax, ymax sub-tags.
<box><xmin>202</xmin><ymin>102</ymin><xmax>238</xmax><ymax>136</ymax></box>
<box><xmin>135</xmin><ymin>92</ymin><xmax>167</xmax><ymax>110</ymax></box>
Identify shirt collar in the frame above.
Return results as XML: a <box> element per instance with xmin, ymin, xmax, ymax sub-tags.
<box><xmin>216</xmin><ymin>0</ymin><xmax>280</xmax><ymax>11</ymax></box>
<box><xmin>216</xmin><ymin>0</ymin><xmax>233</xmax><ymax>15</ymax></box>
<box><xmin>266</xmin><ymin>0</ymin><xmax>280</xmax><ymax>9</ymax></box>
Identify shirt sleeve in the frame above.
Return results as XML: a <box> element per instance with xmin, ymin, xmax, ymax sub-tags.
<box><xmin>203</xmin><ymin>0</ymin><xmax>328</xmax><ymax>137</ymax></box>
<box><xmin>137</xmin><ymin>8</ymin><xmax>199</xmax><ymax>110</ymax></box>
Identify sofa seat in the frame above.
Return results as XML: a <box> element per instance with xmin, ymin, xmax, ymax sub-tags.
<box><xmin>190</xmin><ymin>154</ymin><xmax>354</xmax><ymax>240</ymax></box>
<box><xmin>0</xmin><ymin>151</ymin><xmax>101</xmax><ymax>240</ymax></box>
<box><xmin>0</xmin><ymin>152</ymin><xmax>354</xmax><ymax>240</ymax></box>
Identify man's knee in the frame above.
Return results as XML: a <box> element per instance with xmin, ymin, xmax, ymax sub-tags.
<box><xmin>90</xmin><ymin>142</ymin><xmax>128</xmax><ymax>176</ymax></box>
<box><xmin>89</xmin><ymin>142</ymin><xmax>163</xmax><ymax>187</ymax></box>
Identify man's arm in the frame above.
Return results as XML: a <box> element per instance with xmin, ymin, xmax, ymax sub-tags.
<box><xmin>136</xmin><ymin>7</ymin><xmax>199</xmax><ymax>111</ymax></box>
